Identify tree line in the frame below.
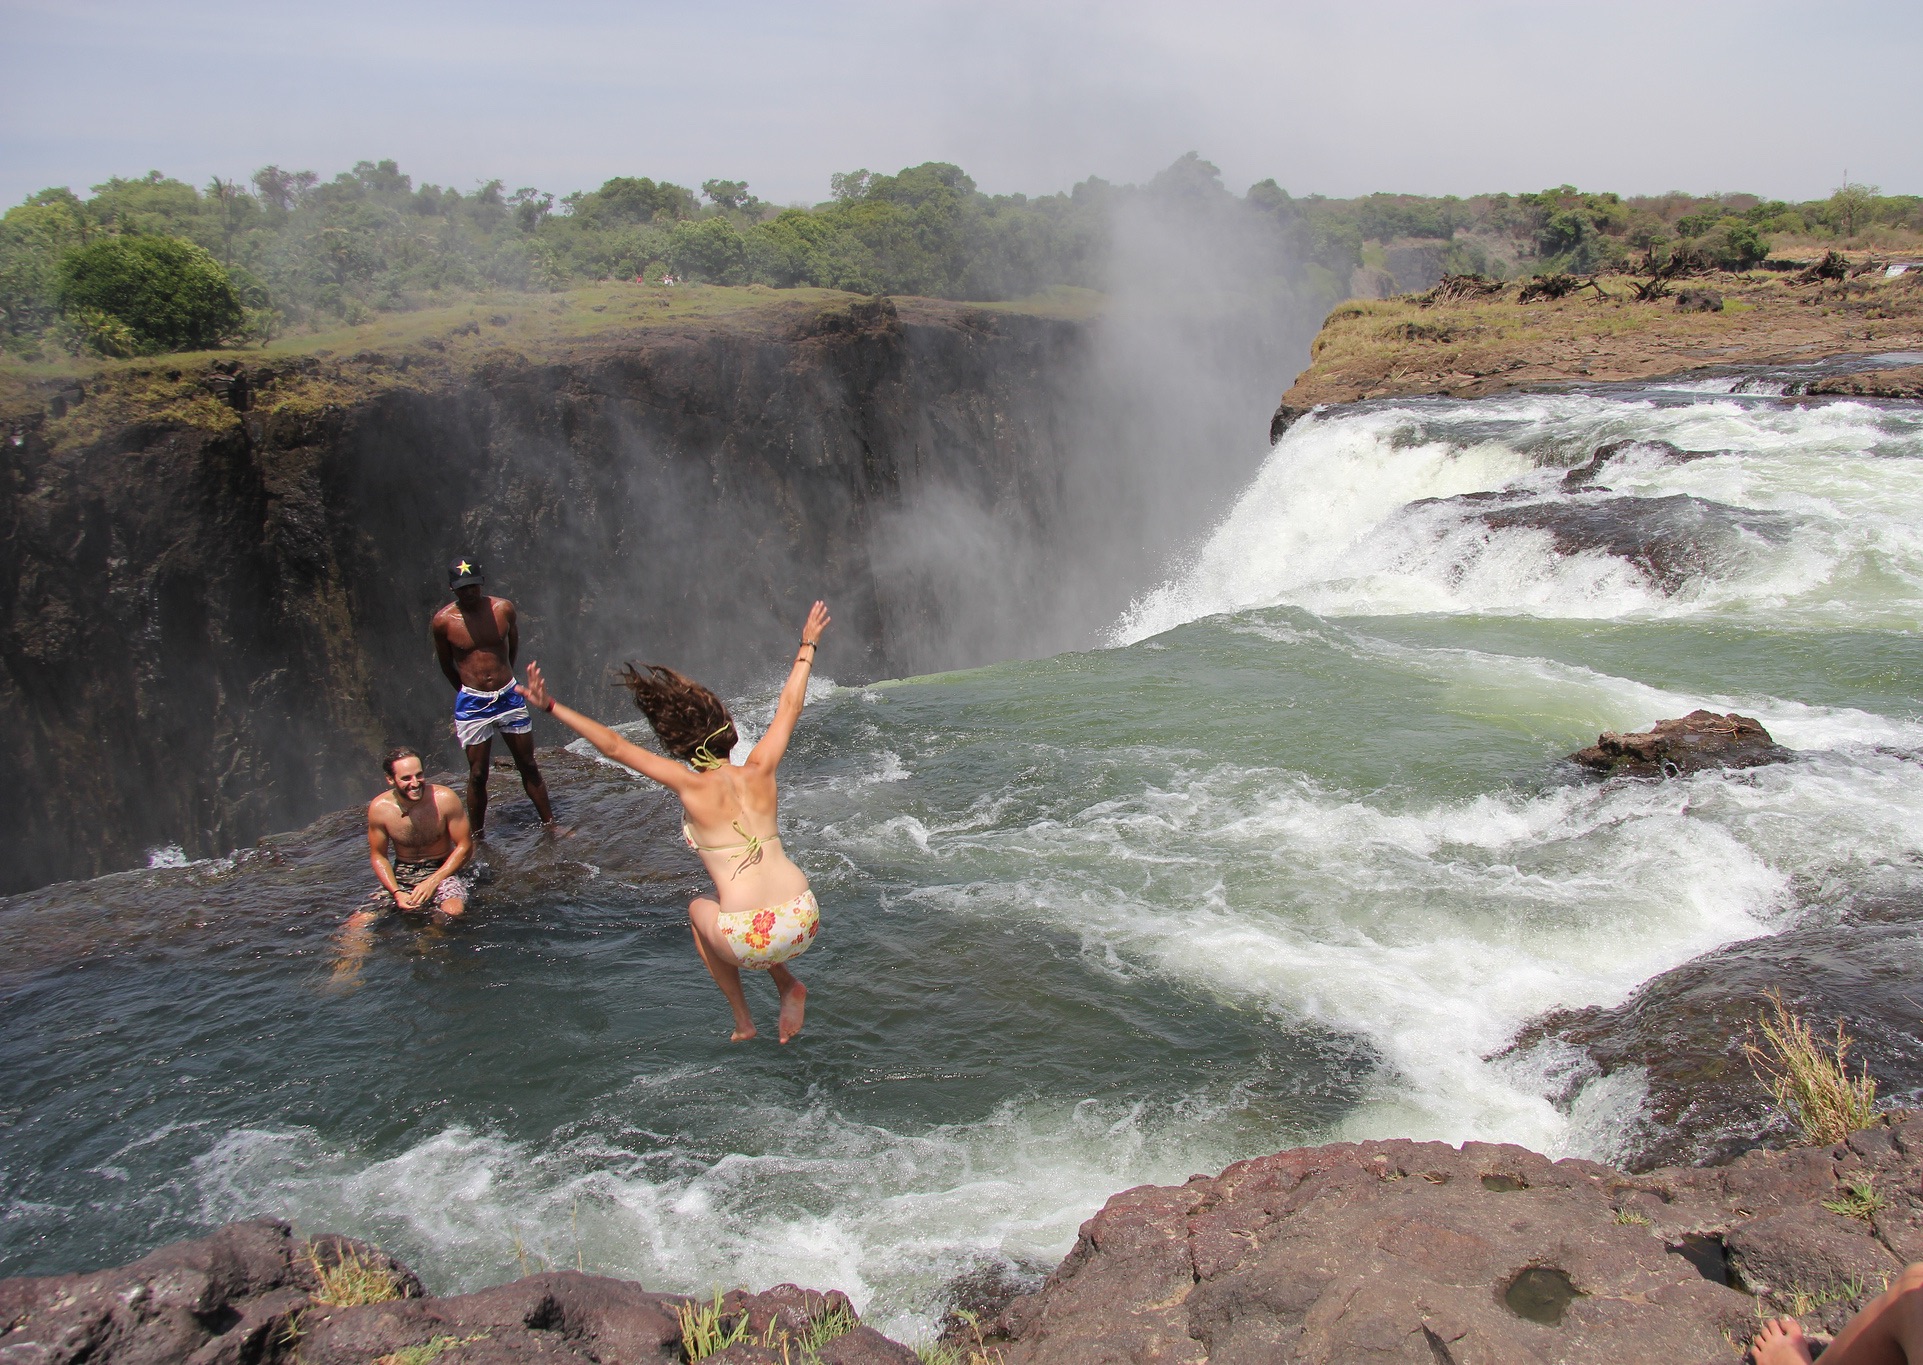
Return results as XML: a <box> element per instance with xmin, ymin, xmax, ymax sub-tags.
<box><xmin>1</xmin><ymin>153</ymin><xmax>1915</xmax><ymax>358</ymax></box>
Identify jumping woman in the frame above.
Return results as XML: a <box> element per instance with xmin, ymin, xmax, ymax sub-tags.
<box><xmin>518</xmin><ymin>602</ymin><xmax>830</xmax><ymax>1043</ymax></box>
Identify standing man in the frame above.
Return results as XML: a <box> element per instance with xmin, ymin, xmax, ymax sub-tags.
<box><xmin>430</xmin><ymin>558</ymin><xmax>558</xmax><ymax>836</ymax></box>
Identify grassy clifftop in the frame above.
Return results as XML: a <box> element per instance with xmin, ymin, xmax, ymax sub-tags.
<box><xmin>0</xmin><ymin>283</ymin><xmax>1099</xmax><ymax>453</ymax></box>
<box><xmin>1280</xmin><ymin>263</ymin><xmax>1923</xmax><ymax>413</ymax></box>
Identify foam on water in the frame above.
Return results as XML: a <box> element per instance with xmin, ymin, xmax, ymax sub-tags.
<box><xmin>1115</xmin><ymin>390</ymin><xmax>1923</xmax><ymax>639</ymax></box>
<box><xmin>809</xmin><ymin>635</ymin><xmax>1923</xmax><ymax>1162</ymax></box>
<box><xmin>193</xmin><ymin>1085</ymin><xmax>1260</xmax><ymax>1339</ymax></box>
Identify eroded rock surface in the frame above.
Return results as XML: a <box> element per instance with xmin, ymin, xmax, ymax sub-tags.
<box><xmin>1507</xmin><ymin>893</ymin><xmax>1923</xmax><ymax>1171</ymax></box>
<box><xmin>0</xmin><ymin>1220</ymin><xmax>905</xmax><ymax>1365</ymax></box>
<box><xmin>994</xmin><ymin>1118</ymin><xmax>1923</xmax><ymax>1363</ymax></box>
<box><xmin>1569</xmin><ymin>709</ymin><xmax>1793</xmax><ymax>778</ymax></box>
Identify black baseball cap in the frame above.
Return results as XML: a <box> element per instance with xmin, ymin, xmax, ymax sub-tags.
<box><xmin>448</xmin><ymin>557</ymin><xmax>485</xmax><ymax>588</ymax></box>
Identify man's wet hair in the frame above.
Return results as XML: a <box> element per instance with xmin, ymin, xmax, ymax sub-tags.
<box><xmin>383</xmin><ymin>746</ymin><xmax>422</xmax><ymax>777</ymax></box>
<box><xmin>618</xmin><ymin>664</ymin><xmax>736</xmax><ymax>762</ymax></box>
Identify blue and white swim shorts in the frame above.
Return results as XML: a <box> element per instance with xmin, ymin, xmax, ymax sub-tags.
<box><xmin>453</xmin><ymin>680</ymin><xmax>533</xmax><ymax>747</ymax></box>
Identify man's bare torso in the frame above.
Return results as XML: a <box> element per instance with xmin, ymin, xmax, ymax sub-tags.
<box><xmin>432</xmin><ymin>596</ymin><xmax>517</xmax><ymax>691</ymax></box>
<box><xmin>369</xmin><ymin>785</ymin><xmax>462</xmax><ymax>862</ymax></box>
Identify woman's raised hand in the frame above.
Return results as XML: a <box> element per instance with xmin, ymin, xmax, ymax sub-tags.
<box><xmin>519</xmin><ymin>662</ymin><xmax>553</xmax><ymax>712</ymax></box>
<box><xmin>802</xmin><ymin>600</ymin><xmax>831</xmax><ymax>647</ymax></box>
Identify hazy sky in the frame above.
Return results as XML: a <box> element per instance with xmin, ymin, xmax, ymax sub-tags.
<box><xmin>3</xmin><ymin>0</ymin><xmax>1918</xmax><ymax>208</ymax></box>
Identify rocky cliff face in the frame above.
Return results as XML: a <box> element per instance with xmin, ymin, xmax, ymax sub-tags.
<box><xmin>0</xmin><ymin>296</ymin><xmax>1181</xmax><ymax>892</ymax></box>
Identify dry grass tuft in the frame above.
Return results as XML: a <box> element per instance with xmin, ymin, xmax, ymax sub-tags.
<box><xmin>677</xmin><ymin>1291</ymin><xmax>862</xmax><ymax>1364</ymax></box>
<box><xmin>1743</xmin><ymin>989</ymin><xmax>1879</xmax><ymax>1146</ymax></box>
<box><xmin>306</xmin><ymin>1240</ymin><xmax>406</xmax><ymax>1307</ymax></box>
<box><xmin>917</xmin><ymin>1310</ymin><xmax>1007</xmax><ymax>1365</ymax></box>
<box><xmin>374</xmin><ymin>1333</ymin><xmax>488</xmax><ymax>1365</ymax></box>
<box><xmin>677</xmin><ymin>1292</ymin><xmax>752</xmax><ymax>1362</ymax></box>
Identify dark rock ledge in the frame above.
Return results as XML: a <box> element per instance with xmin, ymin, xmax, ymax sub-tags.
<box><xmin>0</xmin><ymin>1222</ymin><xmax>915</xmax><ymax>1365</ymax></box>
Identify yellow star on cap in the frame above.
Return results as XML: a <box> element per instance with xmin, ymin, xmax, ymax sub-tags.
<box><xmin>456</xmin><ymin>560</ymin><xmax>473</xmax><ymax>575</ymax></box>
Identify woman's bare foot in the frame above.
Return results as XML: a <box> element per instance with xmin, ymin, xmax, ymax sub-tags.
<box><xmin>1749</xmin><ymin>1316</ymin><xmax>1813</xmax><ymax>1365</ymax></box>
<box><xmin>730</xmin><ymin>1023</ymin><xmax>758</xmax><ymax>1043</ymax></box>
<box><xmin>778</xmin><ymin>979</ymin><xmax>807</xmax><ymax>1044</ymax></box>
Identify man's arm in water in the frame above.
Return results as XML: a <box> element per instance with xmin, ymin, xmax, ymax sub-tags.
<box><xmin>431</xmin><ymin>610</ymin><xmax>462</xmax><ymax>690</ymax></box>
<box><xmin>747</xmin><ymin>600</ymin><xmax>830</xmax><ymax>776</ymax></box>
<box><xmin>366</xmin><ymin>799</ymin><xmax>402</xmax><ymax>905</ymax></box>
<box><xmin>519</xmin><ymin>662</ymin><xmax>692</xmax><ymax>792</ymax></box>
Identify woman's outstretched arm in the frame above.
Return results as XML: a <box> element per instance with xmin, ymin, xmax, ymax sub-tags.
<box><xmin>520</xmin><ymin>662</ymin><xmax>690</xmax><ymax>791</ymax></box>
<box><xmin>746</xmin><ymin>601</ymin><xmax>830</xmax><ymax>775</ymax></box>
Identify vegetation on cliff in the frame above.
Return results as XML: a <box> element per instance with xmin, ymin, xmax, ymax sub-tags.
<box><xmin>4</xmin><ymin>149</ymin><xmax>1918</xmax><ymax>360</ymax></box>
<box><xmin>1277</xmin><ymin>260</ymin><xmax>1923</xmax><ymax>413</ymax></box>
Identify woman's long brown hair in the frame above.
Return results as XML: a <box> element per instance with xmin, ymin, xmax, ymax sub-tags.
<box><xmin>618</xmin><ymin>664</ymin><xmax>737</xmax><ymax>762</ymax></box>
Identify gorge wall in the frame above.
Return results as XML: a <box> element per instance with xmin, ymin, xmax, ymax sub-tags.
<box><xmin>0</xmin><ymin>291</ymin><xmax>1295</xmax><ymax>894</ymax></box>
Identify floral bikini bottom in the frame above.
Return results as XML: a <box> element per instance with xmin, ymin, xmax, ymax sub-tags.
<box><xmin>716</xmin><ymin>889</ymin><xmax>820</xmax><ymax>969</ymax></box>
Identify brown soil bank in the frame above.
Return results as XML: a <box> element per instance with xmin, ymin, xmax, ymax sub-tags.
<box><xmin>1273</xmin><ymin>262</ymin><xmax>1923</xmax><ymax>426</ymax></box>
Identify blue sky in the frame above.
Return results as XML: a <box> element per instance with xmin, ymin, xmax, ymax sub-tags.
<box><xmin>3</xmin><ymin>0</ymin><xmax>1918</xmax><ymax>208</ymax></box>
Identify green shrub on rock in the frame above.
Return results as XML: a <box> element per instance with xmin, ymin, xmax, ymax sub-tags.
<box><xmin>54</xmin><ymin>234</ymin><xmax>244</xmax><ymax>354</ymax></box>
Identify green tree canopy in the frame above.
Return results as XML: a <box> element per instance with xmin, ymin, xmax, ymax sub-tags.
<box><xmin>55</xmin><ymin>235</ymin><xmax>243</xmax><ymax>352</ymax></box>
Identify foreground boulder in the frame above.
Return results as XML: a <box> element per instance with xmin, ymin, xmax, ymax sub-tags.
<box><xmin>993</xmin><ymin>1117</ymin><xmax>1923</xmax><ymax>1363</ymax></box>
<box><xmin>0</xmin><ymin>1220</ymin><xmax>911</xmax><ymax>1365</ymax></box>
<box><xmin>1569</xmin><ymin>710</ymin><xmax>1792</xmax><ymax>778</ymax></box>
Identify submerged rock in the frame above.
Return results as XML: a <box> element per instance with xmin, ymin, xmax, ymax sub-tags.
<box><xmin>0</xmin><ymin>1220</ymin><xmax>906</xmax><ymax>1365</ymax></box>
<box><xmin>993</xmin><ymin>1116</ymin><xmax>1923</xmax><ymax>1361</ymax></box>
<box><xmin>1475</xmin><ymin>495</ymin><xmax>1788</xmax><ymax>593</ymax></box>
<box><xmin>1507</xmin><ymin>894</ymin><xmax>1923</xmax><ymax>1171</ymax></box>
<box><xmin>1569</xmin><ymin>709</ymin><xmax>1793</xmax><ymax>778</ymax></box>
<box><xmin>1559</xmin><ymin>437</ymin><xmax>1723</xmax><ymax>489</ymax></box>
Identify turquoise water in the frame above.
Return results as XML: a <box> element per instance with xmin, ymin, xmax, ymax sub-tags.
<box><xmin>4</xmin><ymin>377</ymin><xmax>1922</xmax><ymax>1339</ymax></box>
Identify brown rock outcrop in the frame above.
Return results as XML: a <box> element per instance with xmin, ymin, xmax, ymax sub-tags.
<box><xmin>994</xmin><ymin>1117</ymin><xmax>1923</xmax><ymax>1363</ymax></box>
<box><xmin>1568</xmin><ymin>710</ymin><xmax>1792</xmax><ymax>778</ymax></box>
<box><xmin>0</xmin><ymin>1219</ymin><xmax>906</xmax><ymax>1365</ymax></box>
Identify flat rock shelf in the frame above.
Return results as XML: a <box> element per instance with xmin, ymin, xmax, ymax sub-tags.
<box><xmin>988</xmin><ymin>1116</ymin><xmax>1923</xmax><ymax>1363</ymax></box>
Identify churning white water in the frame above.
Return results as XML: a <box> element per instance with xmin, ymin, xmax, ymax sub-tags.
<box><xmin>7</xmin><ymin>375</ymin><xmax>1923</xmax><ymax>1340</ymax></box>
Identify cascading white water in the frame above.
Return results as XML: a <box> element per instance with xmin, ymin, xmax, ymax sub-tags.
<box><xmin>1115</xmin><ymin>387</ymin><xmax>1923</xmax><ymax>639</ymax></box>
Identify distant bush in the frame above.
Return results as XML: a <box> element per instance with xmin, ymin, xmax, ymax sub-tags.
<box><xmin>55</xmin><ymin>235</ymin><xmax>243</xmax><ymax>353</ymax></box>
<box><xmin>1669</xmin><ymin>220</ymin><xmax>1770</xmax><ymax>272</ymax></box>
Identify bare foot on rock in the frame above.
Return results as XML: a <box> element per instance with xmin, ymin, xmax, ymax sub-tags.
<box><xmin>778</xmin><ymin>979</ymin><xmax>807</xmax><ymax>1044</ymax></box>
<box><xmin>1749</xmin><ymin>1317</ymin><xmax>1813</xmax><ymax>1365</ymax></box>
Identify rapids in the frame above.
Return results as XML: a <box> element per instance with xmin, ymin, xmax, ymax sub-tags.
<box><xmin>4</xmin><ymin>369</ymin><xmax>1922</xmax><ymax>1340</ymax></box>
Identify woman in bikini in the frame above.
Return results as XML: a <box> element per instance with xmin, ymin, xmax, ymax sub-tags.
<box><xmin>518</xmin><ymin>602</ymin><xmax>830</xmax><ymax>1043</ymax></box>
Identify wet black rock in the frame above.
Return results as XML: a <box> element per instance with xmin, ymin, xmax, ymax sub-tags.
<box><xmin>1568</xmin><ymin>709</ymin><xmax>1793</xmax><ymax>778</ymax></box>
<box><xmin>1474</xmin><ymin>495</ymin><xmax>1788</xmax><ymax>592</ymax></box>
<box><xmin>1269</xmin><ymin>399</ymin><xmax>1308</xmax><ymax>443</ymax></box>
<box><xmin>1559</xmin><ymin>438</ymin><xmax>1723</xmax><ymax>489</ymax></box>
<box><xmin>1507</xmin><ymin>897</ymin><xmax>1923</xmax><ymax>1170</ymax></box>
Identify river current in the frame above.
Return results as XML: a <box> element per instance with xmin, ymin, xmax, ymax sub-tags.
<box><xmin>5</xmin><ymin>369</ymin><xmax>1922</xmax><ymax>1339</ymax></box>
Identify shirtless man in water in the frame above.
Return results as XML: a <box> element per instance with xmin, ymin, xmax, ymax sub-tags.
<box><xmin>430</xmin><ymin>559</ymin><xmax>557</xmax><ymax>836</ymax></box>
<box><xmin>362</xmin><ymin>747</ymin><xmax>472</xmax><ymax>917</ymax></box>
